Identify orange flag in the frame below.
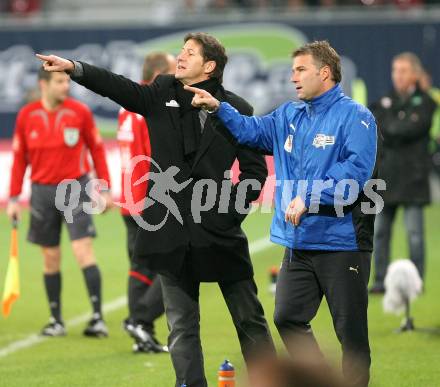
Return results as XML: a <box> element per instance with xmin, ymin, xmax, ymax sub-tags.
<box><xmin>2</xmin><ymin>219</ymin><xmax>19</xmax><ymax>317</ymax></box>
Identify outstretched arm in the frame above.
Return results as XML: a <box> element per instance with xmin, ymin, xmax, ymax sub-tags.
<box><xmin>36</xmin><ymin>54</ymin><xmax>160</xmax><ymax>117</ymax></box>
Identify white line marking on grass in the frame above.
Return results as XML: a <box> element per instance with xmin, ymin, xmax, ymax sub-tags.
<box><xmin>0</xmin><ymin>334</ymin><xmax>44</xmax><ymax>358</ymax></box>
<box><xmin>0</xmin><ymin>236</ymin><xmax>273</xmax><ymax>359</ymax></box>
<box><xmin>0</xmin><ymin>296</ymin><xmax>127</xmax><ymax>359</ymax></box>
<box><xmin>248</xmin><ymin>236</ymin><xmax>272</xmax><ymax>255</ymax></box>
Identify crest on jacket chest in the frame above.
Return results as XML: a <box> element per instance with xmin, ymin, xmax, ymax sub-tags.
<box><xmin>312</xmin><ymin>133</ymin><xmax>335</xmax><ymax>149</ymax></box>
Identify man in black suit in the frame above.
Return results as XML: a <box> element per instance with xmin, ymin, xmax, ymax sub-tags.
<box><xmin>37</xmin><ymin>32</ymin><xmax>274</xmax><ymax>387</ymax></box>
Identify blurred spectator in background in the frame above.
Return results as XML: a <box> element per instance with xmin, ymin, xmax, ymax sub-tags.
<box><xmin>0</xmin><ymin>0</ymin><xmax>7</xmax><ymax>12</ymax></box>
<box><xmin>419</xmin><ymin>69</ymin><xmax>440</xmax><ymax>177</ymax></box>
<box><xmin>118</xmin><ymin>51</ymin><xmax>176</xmax><ymax>354</ymax></box>
<box><xmin>370</xmin><ymin>52</ymin><xmax>436</xmax><ymax>294</ymax></box>
<box><xmin>1</xmin><ymin>0</ymin><xmax>431</xmax><ymax>14</ymax></box>
<box><xmin>0</xmin><ymin>0</ymin><xmax>41</xmax><ymax>14</ymax></box>
<box><xmin>183</xmin><ymin>0</ymin><xmax>430</xmax><ymax>11</ymax></box>
<box><xmin>9</xmin><ymin>0</ymin><xmax>41</xmax><ymax>14</ymax></box>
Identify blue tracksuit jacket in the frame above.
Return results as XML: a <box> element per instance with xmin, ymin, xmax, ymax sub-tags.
<box><xmin>217</xmin><ymin>84</ymin><xmax>378</xmax><ymax>251</ymax></box>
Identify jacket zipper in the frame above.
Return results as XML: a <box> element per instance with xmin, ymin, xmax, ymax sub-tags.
<box><xmin>292</xmin><ymin>104</ymin><xmax>312</xmax><ymax>261</ymax></box>
<box><xmin>301</xmin><ymin>103</ymin><xmax>313</xmax><ymax>179</ymax></box>
<box><xmin>290</xmin><ymin>140</ymin><xmax>297</xmax><ymax>261</ymax></box>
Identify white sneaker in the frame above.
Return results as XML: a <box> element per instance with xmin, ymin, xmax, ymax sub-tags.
<box><xmin>41</xmin><ymin>317</ymin><xmax>66</xmax><ymax>337</ymax></box>
<box><xmin>83</xmin><ymin>315</ymin><xmax>108</xmax><ymax>338</ymax></box>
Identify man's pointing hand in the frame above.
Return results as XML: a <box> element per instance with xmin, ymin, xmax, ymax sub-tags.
<box><xmin>36</xmin><ymin>54</ymin><xmax>74</xmax><ymax>73</ymax></box>
<box><xmin>184</xmin><ymin>85</ymin><xmax>220</xmax><ymax>113</ymax></box>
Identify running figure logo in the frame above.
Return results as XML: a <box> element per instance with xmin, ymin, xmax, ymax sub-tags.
<box><xmin>117</xmin><ymin>155</ymin><xmax>192</xmax><ymax>231</ymax></box>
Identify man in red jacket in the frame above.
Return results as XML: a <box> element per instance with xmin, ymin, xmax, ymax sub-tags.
<box><xmin>6</xmin><ymin>67</ymin><xmax>112</xmax><ymax>337</ymax></box>
<box><xmin>118</xmin><ymin>52</ymin><xmax>176</xmax><ymax>353</ymax></box>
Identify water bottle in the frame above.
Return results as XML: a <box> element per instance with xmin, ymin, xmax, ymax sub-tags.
<box><xmin>218</xmin><ymin>359</ymin><xmax>235</xmax><ymax>387</ymax></box>
<box><xmin>269</xmin><ymin>266</ymin><xmax>279</xmax><ymax>295</ymax></box>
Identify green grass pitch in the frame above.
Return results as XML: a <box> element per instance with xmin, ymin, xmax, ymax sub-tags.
<box><xmin>0</xmin><ymin>206</ymin><xmax>439</xmax><ymax>386</ymax></box>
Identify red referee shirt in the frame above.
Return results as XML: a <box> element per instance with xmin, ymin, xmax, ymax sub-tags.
<box><xmin>9</xmin><ymin>98</ymin><xmax>110</xmax><ymax>197</ymax></box>
<box><xmin>117</xmin><ymin>107</ymin><xmax>151</xmax><ymax>216</ymax></box>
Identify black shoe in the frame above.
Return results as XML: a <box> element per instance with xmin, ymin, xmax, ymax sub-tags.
<box><xmin>369</xmin><ymin>283</ymin><xmax>385</xmax><ymax>295</ymax></box>
<box><xmin>83</xmin><ymin>315</ymin><xmax>108</xmax><ymax>338</ymax></box>
<box><xmin>132</xmin><ymin>341</ymin><xmax>155</xmax><ymax>353</ymax></box>
<box><xmin>128</xmin><ymin>324</ymin><xmax>168</xmax><ymax>353</ymax></box>
<box><xmin>41</xmin><ymin>317</ymin><xmax>66</xmax><ymax>337</ymax></box>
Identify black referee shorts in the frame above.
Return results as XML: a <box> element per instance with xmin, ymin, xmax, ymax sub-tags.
<box><xmin>27</xmin><ymin>175</ymin><xmax>97</xmax><ymax>247</ymax></box>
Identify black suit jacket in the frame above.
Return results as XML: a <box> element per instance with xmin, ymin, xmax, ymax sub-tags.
<box><xmin>73</xmin><ymin>64</ymin><xmax>268</xmax><ymax>281</ymax></box>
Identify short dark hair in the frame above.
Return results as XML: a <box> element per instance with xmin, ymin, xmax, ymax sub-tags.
<box><xmin>142</xmin><ymin>52</ymin><xmax>172</xmax><ymax>83</ymax></box>
<box><xmin>292</xmin><ymin>40</ymin><xmax>342</xmax><ymax>84</ymax></box>
<box><xmin>38</xmin><ymin>66</ymin><xmax>52</xmax><ymax>81</ymax></box>
<box><xmin>184</xmin><ymin>32</ymin><xmax>228</xmax><ymax>83</ymax></box>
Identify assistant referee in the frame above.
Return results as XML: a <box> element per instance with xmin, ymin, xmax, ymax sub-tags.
<box><xmin>7</xmin><ymin>67</ymin><xmax>112</xmax><ymax>338</ymax></box>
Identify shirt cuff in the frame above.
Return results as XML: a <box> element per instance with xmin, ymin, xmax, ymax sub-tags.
<box><xmin>69</xmin><ymin>61</ymin><xmax>84</xmax><ymax>78</ymax></box>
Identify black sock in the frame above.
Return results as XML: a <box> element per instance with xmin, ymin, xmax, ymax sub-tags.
<box><xmin>82</xmin><ymin>265</ymin><xmax>102</xmax><ymax>318</ymax></box>
<box><xmin>128</xmin><ymin>274</ymin><xmax>150</xmax><ymax>326</ymax></box>
<box><xmin>44</xmin><ymin>272</ymin><xmax>62</xmax><ymax>322</ymax></box>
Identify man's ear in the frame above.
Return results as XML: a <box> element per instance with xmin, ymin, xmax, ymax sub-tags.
<box><xmin>320</xmin><ymin>65</ymin><xmax>331</xmax><ymax>82</ymax></box>
<box><xmin>204</xmin><ymin>60</ymin><xmax>216</xmax><ymax>75</ymax></box>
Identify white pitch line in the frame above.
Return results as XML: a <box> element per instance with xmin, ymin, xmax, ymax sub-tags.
<box><xmin>0</xmin><ymin>296</ymin><xmax>127</xmax><ymax>359</ymax></box>
<box><xmin>248</xmin><ymin>235</ymin><xmax>272</xmax><ymax>255</ymax></box>
<box><xmin>0</xmin><ymin>235</ymin><xmax>273</xmax><ymax>359</ymax></box>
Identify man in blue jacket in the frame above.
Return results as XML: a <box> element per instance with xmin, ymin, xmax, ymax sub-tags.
<box><xmin>186</xmin><ymin>41</ymin><xmax>378</xmax><ymax>387</ymax></box>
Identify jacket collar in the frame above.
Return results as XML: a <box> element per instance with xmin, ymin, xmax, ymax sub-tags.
<box><xmin>166</xmin><ymin>79</ymin><xmax>226</xmax><ymax>170</ymax></box>
<box><xmin>298</xmin><ymin>83</ymin><xmax>344</xmax><ymax>117</ymax></box>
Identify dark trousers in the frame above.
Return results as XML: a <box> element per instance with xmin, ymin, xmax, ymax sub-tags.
<box><xmin>373</xmin><ymin>204</ymin><xmax>425</xmax><ymax>286</ymax></box>
<box><xmin>274</xmin><ymin>249</ymin><xmax>371</xmax><ymax>387</ymax></box>
<box><xmin>123</xmin><ymin>215</ymin><xmax>164</xmax><ymax>331</ymax></box>
<box><xmin>160</xmin><ymin>262</ymin><xmax>275</xmax><ymax>387</ymax></box>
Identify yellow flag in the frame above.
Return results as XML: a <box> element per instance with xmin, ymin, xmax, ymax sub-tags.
<box><xmin>2</xmin><ymin>224</ymin><xmax>19</xmax><ymax>318</ymax></box>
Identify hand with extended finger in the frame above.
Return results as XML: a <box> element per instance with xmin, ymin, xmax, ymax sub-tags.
<box><xmin>285</xmin><ymin>196</ymin><xmax>308</xmax><ymax>226</ymax></box>
<box><xmin>183</xmin><ymin>85</ymin><xmax>221</xmax><ymax>113</ymax></box>
<box><xmin>35</xmin><ymin>54</ymin><xmax>75</xmax><ymax>73</ymax></box>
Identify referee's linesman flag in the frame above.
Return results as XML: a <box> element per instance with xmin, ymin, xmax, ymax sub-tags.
<box><xmin>2</xmin><ymin>218</ymin><xmax>19</xmax><ymax>317</ymax></box>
